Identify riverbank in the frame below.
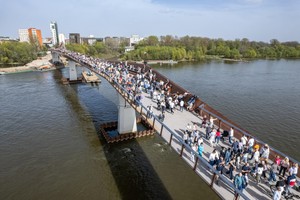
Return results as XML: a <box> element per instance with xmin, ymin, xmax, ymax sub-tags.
<box><xmin>135</xmin><ymin>60</ymin><xmax>178</xmax><ymax>65</ymax></box>
<box><xmin>0</xmin><ymin>52</ymin><xmax>55</xmax><ymax>74</ymax></box>
<box><xmin>126</xmin><ymin>56</ymin><xmax>249</xmax><ymax>65</ymax></box>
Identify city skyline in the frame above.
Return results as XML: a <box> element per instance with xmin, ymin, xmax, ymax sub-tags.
<box><xmin>1</xmin><ymin>0</ymin><xmax>300</xmax><ymax>42</ymax></box>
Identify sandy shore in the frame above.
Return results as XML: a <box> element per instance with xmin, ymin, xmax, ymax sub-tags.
<box><xmin>0</xmin><ymin>52</ymin><xmax>55</xmax><ymax>74</ymax></box>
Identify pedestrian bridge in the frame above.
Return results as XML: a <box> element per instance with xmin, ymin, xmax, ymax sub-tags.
<box><xmin>51</xmin><ymin>49</ymin><xmax>300</xmax><ymax>200</ymax></box>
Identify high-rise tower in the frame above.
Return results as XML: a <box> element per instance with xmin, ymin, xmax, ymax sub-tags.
<box><xmin>50</xmin><ymin>21</ymin><xmax>59</xmax><ymax>46</ymax></box>
<box><xmin>28</xmin><ymin>28</ymin><xmax>43</xmax><ymax>47</ymax></box>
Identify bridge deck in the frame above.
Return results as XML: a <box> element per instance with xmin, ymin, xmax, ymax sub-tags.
<box><xmin>54</xmin><ymin>49</ymin><xmax>300</xmax><ymax>200</ymax></box>
<box><xmin>108</xmin><ymin>71</ymin><xmax>300</xmax><ymax>200</ymax></box>
<box><xmin>140</xmin><ymin>92</ymin><xmax>273</xmax><ymax>200</ymax></box>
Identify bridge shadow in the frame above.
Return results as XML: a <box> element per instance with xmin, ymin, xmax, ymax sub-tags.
<box><xmin>100</xmin><ymin>138</ymin><xmax>172</xmax><ymax>200</ymax></box>
<box><xmin>53</xmin><ymin>70</ymin><xmax>172</xmax><ymax>199</ymax></box>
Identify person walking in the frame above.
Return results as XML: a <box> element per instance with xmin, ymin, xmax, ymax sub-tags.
<box><xmin>179</xmin><ymin>99</ymin><xmax>184</xmax><ymax>112</ymax></box>
<box><xmin>273</xmin><ymin>186</ymin><xmax>282</xmax><ymax>200</ymax></box>
<box><xmin>229</xmin><ymin>127</ymin><xmax>234</xmax><ymax>144</ymax></box>
<box><xmin>215</xmin><ymin>157</ymin><xmax>225</xmax><ymax>185</ymax></box>
<box><xmin>191</xmin><ymin>143</ymin><xmax>197</xmax><ymax>162</ymax></box>
<box><xmin>209</xmin><ymin>116</ymin><xmax>217</xmax><ymax>128</ymax></box>
<box><xmin>206</xmin><ymin>126</ymin><xmax>211</xmax><ymax>140</ymax></box>
<box><xmin>268</xmin><ymin>162</ymin><xmax>278</xmax><ymax>184</ymax></box>
<box><xmin>260</xmin><ymin>144</ymin><xmax>270</xmax><ymax>162</ymax></box>
<box><xmin>288</xmin><ymin>163</ymin><xmax>298</xmax><ymax>176</ymax></box>
<box><xmin>198</xmin><ymin>142</ymin><xmax>204</xmax><ymax>157</ymax></box>
<box><xmin>284</xmin><ymin>173</ymin><xmax>297</xmax><ymax>197</ymax></box>
<box><xmin>183</xmin><ymin>131</ymin><xmax>188</xmax><ymax>144</ymax></box>
<box><xmin>201</xmin><ymin>115</ymin><xmax>207</xmax><ymax>128</ymax></box>
<box><xmin>256</xmin><ymin>163</ymin><xmax>264</xmax><ymax>184</ymax></box>
<box><xmin>209</xmin><ymin>149</ymin><xmax>219</xmax><ymax>166</ymax></box>
<box><xmin>279</xmin><ymin>157</ymin><xmax>289</xmax><ymax>177</ymax></box>
<box><xmin>234</xmin><ymin>172</ymin><xmax>246</xmax><ymax>193</ymax></box>
<box><xmin>215</xmin><ymin>128</ymin><xmax>221</xmax><ymax>145</ymax></box>
<box><xmin>247</xmin><ymin>137</ymin><xmax>255</xmax><ymax>153</ymax></box>
<box><xmin>209</xmin><ymin>129</ymin><xmax>216</xmax><ymax>147</ymax></box>
<box><xmin>170</xmin><ymin>100</ymin><xmax>175</xmax><ymax>114</ymax></box>
<box><xmin>146</xmin><ymin>105</ymin><xmax>153</xmax><ymax>118</ymax></box>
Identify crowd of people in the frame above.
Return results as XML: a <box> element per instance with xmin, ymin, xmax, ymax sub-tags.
<box><xmin>183</xmin><ymin>114</ymin><xmax>299</xmax><ymax>199</ymax></box>
<box><xmin>55</xmin><ymin>48</ymin><xmax>299</xmax><ymax>200</ymax></box>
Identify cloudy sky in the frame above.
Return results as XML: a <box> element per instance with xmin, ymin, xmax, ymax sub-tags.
<box><xmin>1</xmin><ymin>0</ymin><xmax>299</xmax><ymax>42</ymax></box>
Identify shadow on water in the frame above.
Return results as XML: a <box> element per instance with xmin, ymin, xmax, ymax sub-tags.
<box><xmin>100</xmin><ymin>139</ymin><xmax>172</xmax><ymax>200</ymax></box>
<box><xmin>52</xmin><ymin>69</ymin><xmax>172</xmax><ymax>199</ymax></box>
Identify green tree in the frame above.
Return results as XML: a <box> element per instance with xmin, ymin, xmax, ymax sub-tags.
<box><xmin>0</xmin><ymin>41</ymin><xmax>38</xmax><ymax>65</ymax></box>
<box><xmin>145</xmin><ymin>36</ymin><xmax>159</xmax><ymax>46</ymax></box>
<box><xmin>243</xmin><ymin>48</ymin><xmax>257</xmax><ymax>58</ymax></box>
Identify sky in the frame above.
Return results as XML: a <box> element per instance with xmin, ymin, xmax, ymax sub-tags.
<box><xmin>1</xmin><ymin>0</ymin><xmax>299</xmax><ymax>42</ymax></box>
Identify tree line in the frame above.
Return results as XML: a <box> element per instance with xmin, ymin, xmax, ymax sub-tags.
<box><xmin>3</xmin><ymin>35</ymin><xmax>299</xmax><ymax>66</ymax></box>
<box><xmin>0</xmin><ymin>41</ymin><xmax>46</xmax><ymax>66</ymax></box>
<box><xmin>65</xmin><ymin>41</ymin><xmax>125</xmax><ymax>59</ymax></box>
<box><xmin>124</xmin><ymin>36</ymin><xmax>300</xmax><ymax>61</ymax></box>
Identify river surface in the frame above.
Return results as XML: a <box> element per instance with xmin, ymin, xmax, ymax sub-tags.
<box><xmin>152</xmin><ymin>59</ymin><xmax>300</xmax><ymax>161</ymax></box>
<box><xmin>1</xmin><ymin>59</ymin><xmax>299</xmax><ymax>200</ymax></box>
<box><xmin>0</xmin><ymin>68</ymin><xmax>218</xmax><ymax>200</ymax></box>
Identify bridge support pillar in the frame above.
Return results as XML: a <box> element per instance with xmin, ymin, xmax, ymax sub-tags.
<box><xmin>51</xmin><ymin>52</ymin><xmax>60</xmax><ymax>63</ymax></box>
<box><xmin>68</xmin><ymin>60</ymin><xmax>77</xmax><ymax>81</ymax></box>
<box><xmin>117</xmin><ymin>93</ymin><xmax>137</xmax><ymax>134</ymax></box>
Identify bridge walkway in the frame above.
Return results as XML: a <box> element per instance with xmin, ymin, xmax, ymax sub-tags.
<box><xmin>55</xmin><ymin>49</ymin><xmax>300</xmax><ymax>200</ymax></box>
<box><xmin>140</xmin><ymin>91</ymin><xmax>273</xmax><ymax>200</ymax></box>
<box><xmin>100</xmin><ymin>66</ymin><xmax>300</xmax><ymax>200</ymax></box>
<box><xmin>97</xmin><ymin>71</ymin><xmax>272</xmax><ymax>200</ymax></box>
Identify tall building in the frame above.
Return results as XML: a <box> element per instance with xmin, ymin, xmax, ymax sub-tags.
<box><xmin>69</xmin><ymin>33</ymin><xmax>80</xmax><ymax>44</ymax></box>
<box><xmin>59</xmin><ymin>33</ymin><xmax>65</xmax><ymax>45</ymax></box>
<box><xmin>28</xmin><ymin>28</ymin><xmax>43</xmax><ymax>47</ymax></box>
<box><xmin>18</xmin><ymin>28</ymin><xmax>43</xmax><ymax>47</ymax></box>
<box><xmin>18</xmin><ymin>29</ymin><xmax>29</xmax><ymax>43</ymax></box>
<box><xmin>50</xmin><ymin>21</ymin><xmax>59</xmax><ymax>45</ymax></box>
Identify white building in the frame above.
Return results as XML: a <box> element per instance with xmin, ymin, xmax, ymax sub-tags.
<box><xmin>18</xmin><ymin>29</ymin><xmax>29</xmax><ymax>43</ymax></box>
<box><xmin>50</xmin><ymin>21</ymin><xmax>59</xmax><ymax>45</ymax></box>
<box><xmin>124</xmin><ymin>35</ymin><xmax>144</xmax><ymax>53</ymax></box>
<box><xmin>59</xmin><ymin>33</ymin><xmax>65</xmax><ymax>45</ymax></box>
<box><xmin>129</xmin><ymin>34</ymin><xmax>143</xmax><ymax>47</ymax></box>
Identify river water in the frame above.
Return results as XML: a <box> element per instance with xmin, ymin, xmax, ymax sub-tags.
<box><xmin>0</xmin><ymin>69</ymin><xmax>218</xmax><ymax>200</ymax></box>
<box><xmin>152</xmin><ymin>59</ymin><xmax>300</xmax><ymax>161</ymax></box>
<box><xmin>1</xmin><ymin>59</ymin><xmax>299</xmax><ymax>199</ymax></box>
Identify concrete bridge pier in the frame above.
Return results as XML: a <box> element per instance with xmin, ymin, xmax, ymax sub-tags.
<box><xmin>51</xmin><ymin>52</ymin><xmax>60</xmax><ymax>63</ymax></box>
<box><xmin>68</xmin><ymin>60</ymin><xmax>78</xmax><ymax>81</ymax></box>
<box><xmin>117</xmin><ymin>93</ymin><xmax>137</xmax><ymax>134</ymax></box>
